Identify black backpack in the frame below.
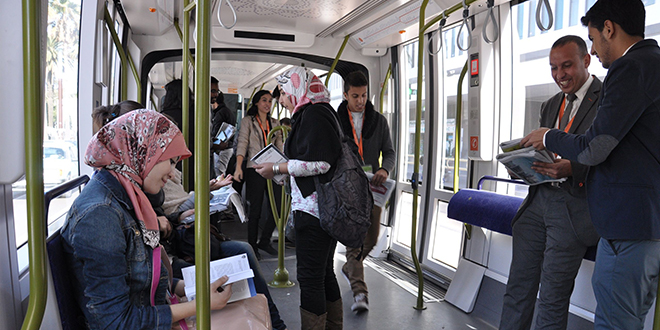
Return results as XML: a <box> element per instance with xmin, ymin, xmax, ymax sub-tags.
<box><xmin>314</xmin><ymin>110</ymin><xmax>374</xmax><ymax>248</ymax></box>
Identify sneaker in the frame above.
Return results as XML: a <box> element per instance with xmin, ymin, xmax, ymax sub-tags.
<box><xmin>351</xmin><ymin>293</ymin><xmax>369</xmax><ymax>312</ymax></box>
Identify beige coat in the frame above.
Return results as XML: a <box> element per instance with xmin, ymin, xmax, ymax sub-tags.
<box><xmin>235</xmin><ymin>115</ymin><xmax>283</xmax><ymax>168</ymax></box>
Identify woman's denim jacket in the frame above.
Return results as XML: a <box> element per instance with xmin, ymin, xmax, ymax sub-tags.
<box><xmin>60</xmin><ymin>169</ymin><xmax>173</xmax><ymax>329</ymax></box>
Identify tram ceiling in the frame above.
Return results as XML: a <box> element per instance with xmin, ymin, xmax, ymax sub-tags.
<box><xmin>122</xmin><ymin>0</ymin><xmax>511</xmax><ymax>45</ymax></box>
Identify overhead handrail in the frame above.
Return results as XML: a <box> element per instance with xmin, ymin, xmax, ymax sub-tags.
<box><xmin>427</xmin><ymin>13</ymin><xmax>446</xmax><ymax>56</ymax></box>
<box><xmin>324</xmin><ymin>34</ymin><xmax>351</xmax><ymax>87</ymax></box>
<box><xmin>535</xmin><ymin>0</ymin><xmax>554</xmax><ymax>31</ymax></box>
<box><xmin>457</xmin><ymin>0</ymin><xmax>472</xmax><ymax>51</ymax></box>
<box><xmin>379</xmin><ymin>64</ymin><xmax>392</xmax><ymax>114</ymax></box>
<box><xmin>193</xmin><ymin>0</ymin><xmax>213</xmax><ymax>328</ymax></box>
<box><xmin>104</xmin><ymin>7</ymin><xmax>142</xmax><ymax>103</ymax></box>
<box><xmin>264</xmin><ymin>126</ymin><xmax>295</xmax><ymax>288</ymax></box>
<box><xmin>482</xmin><ymin>0</ymin><xmax>499</xmax><ymax>44</ymax></box>
<box><xmin>21</xmin><ymin>0</ymin><xmax>47</xmax><ymax>328</ymax></box>
<box><xmin>217</xmin><ymin>0</ymin><xmax>237</xmax><ymax>29</ymax></box>
<box><xmin>413</xmin><ymin>0</ymin><xmax>480</xmax><ymax>312</ymax></box>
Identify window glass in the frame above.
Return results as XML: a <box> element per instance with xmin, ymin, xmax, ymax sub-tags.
<box><xmin>326</xmin><ymin>72</ymin><xmax>343</xmax><ymax>111</ymax></box>
<box><xmin>439</xmin><ymin>24</ymin><xmax>469</xmax><ymax>191</ymax></box>
<box><xmin>13</xmin><ymin>0</ymin><xmax>82</xmax><ymax>272</ymax></box>
<box><xmin>400</xmin><ymin>41</ymin><xmax>424</xmax><ymax>183</ymax></box>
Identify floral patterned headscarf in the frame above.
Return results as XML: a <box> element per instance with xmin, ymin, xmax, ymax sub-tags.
<box><xmin>85</xmin><ymin>109</ymin><xmax>191</xmax><ymax>248</ymax></box>
<box><xmin>275</xmin><ymin>67</ymin><xmax>330</xmax><ymax>114</ymax></box>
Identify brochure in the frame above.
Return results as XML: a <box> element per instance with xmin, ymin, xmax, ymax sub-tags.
<box><xmin>181</xmin><ymin>253</ymin><xmax>256</xmax><ymax>303</ymax></box>
<box><xmin>181</xmin><ymin>185</ymin><xmax>247</xmax><ymax>224</ymax></box>
<box><xmin>365</xmin><ymin>172</ymin><xmax>396</xmax><ymax>208</ymax></box>
<box><xmin>496</xmin><ymin>138</ymin><xmax>565</xmax><ymax>186</ymax></box>
<box><xmin>213</xmin><ymin>122</ymin><xmax>236</xmax><ymax>145</ymax></box>
<box><xmin>250</xmin><ymin>143</ymin><xmax>288</xmax><ymax>185</ymax></box>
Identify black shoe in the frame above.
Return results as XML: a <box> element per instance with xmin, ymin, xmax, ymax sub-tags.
<box><xmin>254</xmin><ymin>249</ymin><xmax>263</xmax><ymax>260</ymax></box>
<box><xmin>258</xmin><ymin>241</ymin><xmax>278</xmax><ymax>256</ymax></box>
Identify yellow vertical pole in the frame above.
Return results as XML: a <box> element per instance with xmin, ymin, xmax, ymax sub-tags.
<box><xmin>21</xmin><ymin>0</ymin><xmax>46</xmax><ymax>329</ymax></box>
<box><xmin>194</xmin><ymin>0</ymin><xmax>212</xmax><ymax>329</ymax></box>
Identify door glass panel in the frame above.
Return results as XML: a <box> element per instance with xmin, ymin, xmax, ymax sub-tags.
<box><xmin>429</xmin><ymin>201</ymin><xmax>462</xmax><ymax>269</ymax></box>
<box><xmin>400</xmin><ymin>41</ymin><xmax>425</xmax><ymax>183</ymax></box>
<box><xmin>394</xmin><ymin>192</ymin><xmax>421</xmax><ymax>248</ymax></box>
<box><xmin>438</xmin><ymin>24</ymin><xmax>469</xmax><ymax>191</ymax></box>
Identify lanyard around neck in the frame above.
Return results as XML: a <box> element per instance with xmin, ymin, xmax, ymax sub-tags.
<box><xmin>347</xmin><ymin>110</ymin><xmax>364</xmax><ymax>161</ymax></box>
<box><xmin>256</xmin><ymin>116</ymin><xmax>270</xmax><ymax>145</ymax></box>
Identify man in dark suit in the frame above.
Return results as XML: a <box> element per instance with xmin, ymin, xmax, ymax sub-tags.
<box><xmin>500</xmin><ymin>35</ymin><xmax>601</xmax><ymax>330</ymax></box>
<box><xmin>523</xmin><ymin>1</ymin><xmax>660</xmax><ymax>328</ymax></box>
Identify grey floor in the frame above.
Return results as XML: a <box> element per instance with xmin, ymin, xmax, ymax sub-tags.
<box><xmin>222</xmin><ymin>215</ymin><xmax>498</xmax><ymax>330</ymax></box>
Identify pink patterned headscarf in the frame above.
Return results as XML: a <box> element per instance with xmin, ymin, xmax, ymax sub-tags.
<box><xmin>276</xmin><ymin>67</ymin><xmax>330</xmax><ymax>114</ymax></box>
<box><xmin>85</xmin><ymin>109</ymin><xmax>191</xmax><ymax>248</ymax></box>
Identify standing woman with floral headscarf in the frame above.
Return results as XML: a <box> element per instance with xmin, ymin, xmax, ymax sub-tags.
<box><xmin>255</xmin><ymin>67</ymin><xmax>343</xmax><ymax>330</ymax></box>
<box><xmin>61</xmin><ymin>110</ymin><xmax>232</xmax><ymax>329</ymax></box>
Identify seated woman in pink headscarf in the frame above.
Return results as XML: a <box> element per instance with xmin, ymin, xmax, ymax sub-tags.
<box><xmin>61</xmin><ymin>109</ymin><xmax>232</xmax><ymax>329</ymax></box>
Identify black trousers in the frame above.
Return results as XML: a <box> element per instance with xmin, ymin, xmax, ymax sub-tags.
<box><xmin>244</xmin><ymin>167</ymin><xmax>279</xmax><ymax>247</ymax></box>
<box><xmin>294</xmin><ymin>211</ymin><xmax>341</xmax><ymax>315</ymax></box>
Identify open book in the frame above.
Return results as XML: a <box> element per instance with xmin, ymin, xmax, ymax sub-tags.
<box><xmin>496</xmin><ymin>138</ymin><xmax>565</xmax><ymax>186</ymax></box>
<box><xmin>250</xmin><ymin>143</ymin><xmax>288</xmax><ymax>185</ymax></box>
<box><xmin>181</xmin><ymin>253</ymin><xmax>256</xmax><ymax>303</ymax></box>
<box><xmin>181</xmin><ymin>185</ymin><xmax>247</xmax><ymax>224</ymax></box>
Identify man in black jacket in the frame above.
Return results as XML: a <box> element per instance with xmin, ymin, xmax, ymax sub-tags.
<box><xmin>338</xmin><ymin>71</ymin><xmax>395</xmax><ymax>312</ymax></box>
<box><xmin>210</xmin><ymin>76</ymin><xmax>236</xmax><ymax>175</ymax></box>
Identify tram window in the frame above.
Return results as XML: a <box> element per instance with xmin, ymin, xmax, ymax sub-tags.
<box><xmin>555</xmin><ymin>0</ymin><xmax>564</xmax><ymax>30</ymax></box>
<box><xmin>439</xmin><ymin>24</ymin><xmax>469</xmax><ymax>191</ymax></box>
<box><xmin>12</xmin><ymin>0</ymin><xmax>82</xmax><ymax>273</ymax></box>
<box><xmin>400</xmin><ymin>41</ymin><xmax>424</xmax><ymax>184</ymax></box>
<box><xmin>429</xmin><ymin>202</ymin><xmax>462</xmax><ymax>268</ymax></box>
<box><xmin>569</xmin><ymin>0</ymin><xmax>580</xmax><ymax>27</ymax></box>
<box><xmin>326</xmin><ymin>72</ymin><xmax>343</xmax><ymax>111</ymax></box>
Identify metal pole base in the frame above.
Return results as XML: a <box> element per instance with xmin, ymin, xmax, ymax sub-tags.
<box><xmin>413</xmin><ymin>304</ymin><xmax>427</xmax><ymax>310</ymax></box>
<box><xmin>268</xmin><ymin>267</ymin><xmax>295</xmax><ymax>288</ymax></box>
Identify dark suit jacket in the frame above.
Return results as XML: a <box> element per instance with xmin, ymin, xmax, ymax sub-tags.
<box><xmin>512</xmin><ymin>77</ymin><xmax>602</xmax><ymax>246</ymax></box>
<box><xmin>546</xmin><ymin>39</ymin><xmax>660</xmax><ymax>240</ymax></box>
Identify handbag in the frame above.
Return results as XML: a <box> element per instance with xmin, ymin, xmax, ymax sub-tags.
<box><xmin>313</xmin><ymin>108</ymin><xmax>374</xmax><ymax>248</ymax></box>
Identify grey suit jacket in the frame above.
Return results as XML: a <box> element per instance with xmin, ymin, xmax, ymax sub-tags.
<box><xmin>511</xmin><ymin>77</ymin><xmax>602</xmax><ymax>246</ymax></box>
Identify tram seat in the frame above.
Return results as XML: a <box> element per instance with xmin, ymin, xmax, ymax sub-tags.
<box><xmin>47</xmin><ymin>231</ymin><xmax>88</xmax><ymax>330</ymax></box>
<box><xmin>447</xmin><ymin>187</ymin><xmax>598</xmax><ymax>261</ymax></box>
<box><xmin>447</xmin><ymin>188</ymin><xmax>521</xmax><ymax>236</ymax></box>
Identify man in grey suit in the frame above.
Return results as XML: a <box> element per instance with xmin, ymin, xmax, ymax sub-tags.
<box><xmin>500</xmin><ymin>35</ymin><xmax>601</xmax><ymax>330</ymax></box>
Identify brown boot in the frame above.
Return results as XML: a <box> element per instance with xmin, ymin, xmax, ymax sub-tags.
<box><xmin>300</xmin><ymin>308</ymin><xmax>327</xmax><ymax>330</ymax></box>
<box><xmin>325</xmin><ymin>298</ymin><xmax>343</xmax><ymax>330</ymax></box>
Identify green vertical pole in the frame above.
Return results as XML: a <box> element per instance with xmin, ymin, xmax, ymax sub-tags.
<box><xmin>379</xmin><ymin>64</ymin><xmax>392</xmax><ymax>114</ymax></box>
<box><xmin>21</xmin><ymin>0</ymin><xmax>46</xmax><ymax>329</ymax></box>
<box><xmin>410</xmin><ymin>0</ymin><xmax>430</xmax><ymax>311</ymax></box>
<box><xmin>194</xmin><ymin>0</ymin><xmax>212</xmax><ymax>329</ymax></box>
<box><xmin>180</xmin><ymin>5</ymin><xmax>192</xmax><ymax>192</ymax></box>
<box><xmin>104</xmin><ymin>7</ymin><xmax>128</xmax><ymax>101</ymax></box>
<box><xmin>325</xmin><ymin>34</ymin><xmax>350</xmax><ymax>87</ymax></box>
<box><xmin>265</xmin><ymin>127</ymin><xmax>295</xmax><ymax>288</ymax></box>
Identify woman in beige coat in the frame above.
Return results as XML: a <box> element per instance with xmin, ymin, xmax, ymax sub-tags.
<box><xmin>234</xmin><ymin>90</ymin><xmax>283</xmax><ymax>259</ymax></box>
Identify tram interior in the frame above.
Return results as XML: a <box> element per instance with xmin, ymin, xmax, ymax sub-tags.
<box><xmin>3</xmin><ymin>0</ymin><xmax>660</xmax><ymax>329</ymax></box>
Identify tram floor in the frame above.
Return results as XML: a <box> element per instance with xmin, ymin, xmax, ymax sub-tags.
<box><xmin>220</xmin><ymin>215</ymin><xmax>498</xmax><ymax>330</ymax></box>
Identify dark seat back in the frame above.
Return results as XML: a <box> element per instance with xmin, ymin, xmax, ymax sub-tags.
<box><xmin>47</xmin><ymin>232</ymin><xmax>88</xmax><ymax>330</ymax></box>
